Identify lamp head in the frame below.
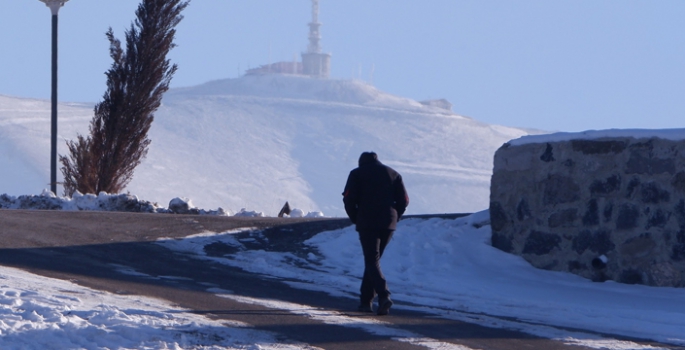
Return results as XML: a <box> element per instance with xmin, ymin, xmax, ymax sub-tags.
<box><xmin>39</xmin><ymin>0</ymin><xmax>69</xmax><ymax>15</ymax></box>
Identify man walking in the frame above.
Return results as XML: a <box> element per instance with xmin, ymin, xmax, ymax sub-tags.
<box><xmin>342</xmin><ymin>152</ymin><xmax>409</xmax><ymax>315</ymax></box>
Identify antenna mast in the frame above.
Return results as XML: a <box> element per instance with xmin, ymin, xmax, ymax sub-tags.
<box><xmin>308</xmin><ymin>0</ymin><xmax>322</xmax><ymax>53</ymax></box>
<box><xmin>302</xmin><ymin>0</ymin><xmax>330</xmax><ymax>78</ymax></box>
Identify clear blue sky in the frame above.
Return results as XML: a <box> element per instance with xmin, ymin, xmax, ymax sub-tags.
<box><xmin>0</xmin><ymin>0</ymin><xmax>683</xmax><ymax>132</ymax></box>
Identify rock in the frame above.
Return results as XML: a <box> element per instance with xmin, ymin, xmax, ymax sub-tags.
<box><xmin>278</xmin><ymin>201</ymin><xmax>292</xmax><ymax>217</ymax></box>
<box><xmin>168</xmin><ymin>197</ymin><xmax>196</xmax><ymax>214</ymax></box>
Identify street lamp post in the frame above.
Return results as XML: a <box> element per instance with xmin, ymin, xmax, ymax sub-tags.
<box><xmin>39</xmin><ymin>0</ymin><xmax>68</xmax><ymax>195</ymax></box>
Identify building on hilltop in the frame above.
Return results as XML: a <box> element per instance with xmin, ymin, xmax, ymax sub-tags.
<box><xmin>301</xmin><ymin>0</ymin><xmax>331</xmax><ymax>78</ymax></box>
<box><xmin>245</xmin><ymin>61</ymin><xmax>303</xmax><ymax>76</ymax></box>
<box><xmin>245</xmin><ymin>0</ymin><xmax>330</xmax><ymax>78</ymax></box>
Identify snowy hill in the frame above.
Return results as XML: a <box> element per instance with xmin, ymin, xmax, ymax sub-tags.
<box><xmin>0</xmin><ymin>75</ymin><xmax>530</xmax><ymax>216</ymax></box>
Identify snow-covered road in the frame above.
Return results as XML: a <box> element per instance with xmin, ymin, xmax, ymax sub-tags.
<box><xmin>0</xmin><ymin>211</ymin><xmax>683</xmax><ymax>349</ymax></box>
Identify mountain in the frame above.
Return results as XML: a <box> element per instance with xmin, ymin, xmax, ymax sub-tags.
<box><xmin>0</xmin><ymin>74</ymin><xmax>529</xmax><ymax>216</ymax></box>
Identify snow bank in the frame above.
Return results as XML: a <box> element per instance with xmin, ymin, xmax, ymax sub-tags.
<box><xmin>0</xmin><ymin>265</ymin><xmax>312</xmax><ymax>349</ymax></box>
<box><xmin>287</xmin><ymin>208</ymin><xmax>324</xmax><ymax>218</ymax></box>
<box><xmin>0</xmin><ymin>191</ymin><xmax>227</xmax><ymax>216</ymax></box>
<box><xmin>0</xmin><ymin>191</ymin><xmax>326</xmax><ymax>218</ymax></box>
<box><xmin>0</xmin><ymin>190</ymin><xmax>165</xmax><ymax>213</ymax></box>
<box><xmin>509</xmin><ymin>128</ymin><xmax>685</xmax><ymax>146</ymax></box>
<box><xmin>234</xmin><ymin>208</ymin><xmax>266</xmax><ymax>217</ymax></box>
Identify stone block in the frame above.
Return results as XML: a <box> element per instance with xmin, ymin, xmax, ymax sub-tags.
<box><xmin>523</xmin><ymin>231</ymin><xmax>561</xmax><ymax>255</ymax></box>
<box><xmin>571</xmin><ymin>140</ymin><xmax>627</xmax><ymax>154</ymax></box>
<box><xmin>540</xmin><ymin>143</ymin><xmax>555</xmax><ymax>162</ymax></box>
<box><xmin>489</xmin><ymin>201</ymin><xmax>508</xmax><ymax>232</ymax></box>
<box><xmin>646</xmin><ymin>209</ymin><xmax>670</xmax><ymax>229</ymax></box>
<box><xmin>640</xmin><ymin>182</ymin><xmax>670</xmax><ymax>204</ymax></box>
<box><xmin>582</xmin><ymin>199</ymin><xmax>599</xmax><ymax>227</ymax></box>
<box><xmin>672</xmin><ymin>172</ymin><xmax>685</xmax><ymax>193</ymax></box>
<box><xmin>543</xmin><ymin>175</ymin><xmax>580</xmax><ymax>205</ymax></box>
<box><xmin>616</xmin><ymin>204</ymin><xmax>640</xmax><ymax>230</ymax></box>
<box><xmin>626</xmin><ymin>151</ymin><xmax>675</xmax><ymax>175</ymax></box>
<box><xmin>548</xmin><ymin>208</ymin><xmax>578</xmax><ymax>228</ymax></box>
<box><xmin>590</xmin><ymin>174</ymin><xmax>621</xmax><ymax>195</ymax></box>
<box><xmin>572</xmin><ymin>229</ymin><xmax>614</xmax><ymax>255</ymax></box>
<box><xmin>517</xmin><ymin>198</ymin><xmax>532</xmax><ymax>221</ymax></box>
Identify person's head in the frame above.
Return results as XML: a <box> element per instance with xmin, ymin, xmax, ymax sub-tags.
<box><xmin>358</xmin><ymin>151</ymin><xmax>378</xmax><ymax>166</ymax></box>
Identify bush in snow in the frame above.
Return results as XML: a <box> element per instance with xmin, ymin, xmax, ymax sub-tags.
<box><xmin>234</xmin><ymin>208</ymin><xmax>266</xmax><ymax>217</ymax></box>
<box><xmin>289</xmin><ymin>208</ymin><xmax>304</xmax><ymax>218</ymax></box>
<box><xmin>168</xmin><ymin>197</ymin><xmax>195</xmax><ymax>214</ymax></box>
<box><xmin>0</xmin><ymin>191</ymin><xmax>324</xmax><ymax>218</ymax></box>
<box><xmin>0</xmin><ymin>191</ymin><xmax>160</xmax><ymax>213</ymax></box>
<box><xmin>166</xmin><ymin>197</ymin><xmax>229</xmax><ymax>216</ymax></box>
<box><xmin>280</xmin><ymin>208</ymin><xmax>325</xmax><ymax>218</ymax></box>
<box><xmin>0</xmin><ymin>191</ymin><xmax>63</xmax><ymax>210</ymax></box>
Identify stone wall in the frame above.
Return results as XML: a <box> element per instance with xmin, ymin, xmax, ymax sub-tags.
<box><xmin>489</xmin><ymin>136</ymin><xmax>685</xmax><ymax>287</ymax></box>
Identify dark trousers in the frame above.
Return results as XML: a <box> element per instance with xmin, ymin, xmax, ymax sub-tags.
<box><xmin>358</xmin><ymin>229</ymin><xmax>394</xmax><ymax>303</ymax></box>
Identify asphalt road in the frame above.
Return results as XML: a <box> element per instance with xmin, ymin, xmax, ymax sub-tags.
<box><xmin>0</xmin><ymin>210</ymin><xmax>680</xmax><ymax>350</ymax></box>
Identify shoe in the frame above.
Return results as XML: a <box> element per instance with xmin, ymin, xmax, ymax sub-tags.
<box><xmin>377</xmin><ymin>298</ymin><xmax>393</xmax><ymax>316</ymax></box>
<box><xmin>357</xmin><ymin>302</ymin><xmax>373</xmax><ymax>313</ymax></box>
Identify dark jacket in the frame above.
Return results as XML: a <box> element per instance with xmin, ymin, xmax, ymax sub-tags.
<box><xmin>342</xmin><ymin>152</ymin><xmax>409</xmax><ymax>231</ymax></box>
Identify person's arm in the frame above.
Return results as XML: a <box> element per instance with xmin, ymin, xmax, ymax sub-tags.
<box><xmin>393</xmin><ymin>174</ymin><xmax>409</xmax><ymax>219</ymax></box>
<box><xmin>342</xmin><ymin>171</ymin><xmax>359</xmax><ymax>223</ymax></box>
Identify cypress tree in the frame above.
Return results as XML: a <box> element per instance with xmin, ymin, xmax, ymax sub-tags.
<box><xmin>61</xmin><ymin>0</ymin><xmax>189</xmax><ymax>196</ymax></box>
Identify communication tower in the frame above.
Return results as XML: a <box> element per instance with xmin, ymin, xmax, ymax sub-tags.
<box><xmin>301</xmin><ymin>0</ymin><xmax>331</xmax><ymax>78</ymax></box>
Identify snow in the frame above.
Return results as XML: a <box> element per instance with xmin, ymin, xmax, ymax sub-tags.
<box><xmin>233</xmin><ymin>208</ymin><xmax>266</xmax><ymax>217</ymax></box>
<box><xmin>0</xmin><ymin>191</ymin><xmax>232</xmax><ymax>215</ymax></box>
<box><xmin>0</xmin><ymin>75</ymin><xmax>532</xmax><ymax>216</ymax></box>
<box><xmin>0</xmin><ymin>190</ymin><xmax>326</xmax><ymax>218</ymax></box>
<box><xmin>219</xmin><ymin>294</ymin><xmax>473</xmax><ymax>350</ymax></box>
<box><xmin>158</xmin><ymin>212</ymin><xmax>685</xmax><ymax>349</ymax></box>
<box><xmin>0</xmin><ymin>265</ymin><xmax>315</xmax><ymax>349</ymax></box>
<box><xmin>509</xmin><ymin>128</ymin><xmax>685</xmax><ymax>146</ymax></box>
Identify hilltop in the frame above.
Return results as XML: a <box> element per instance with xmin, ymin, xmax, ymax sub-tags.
<box><xmin>0</xmin><ymin>74</ymin><xmax>529</xmax><ymax>216</ymax></box>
